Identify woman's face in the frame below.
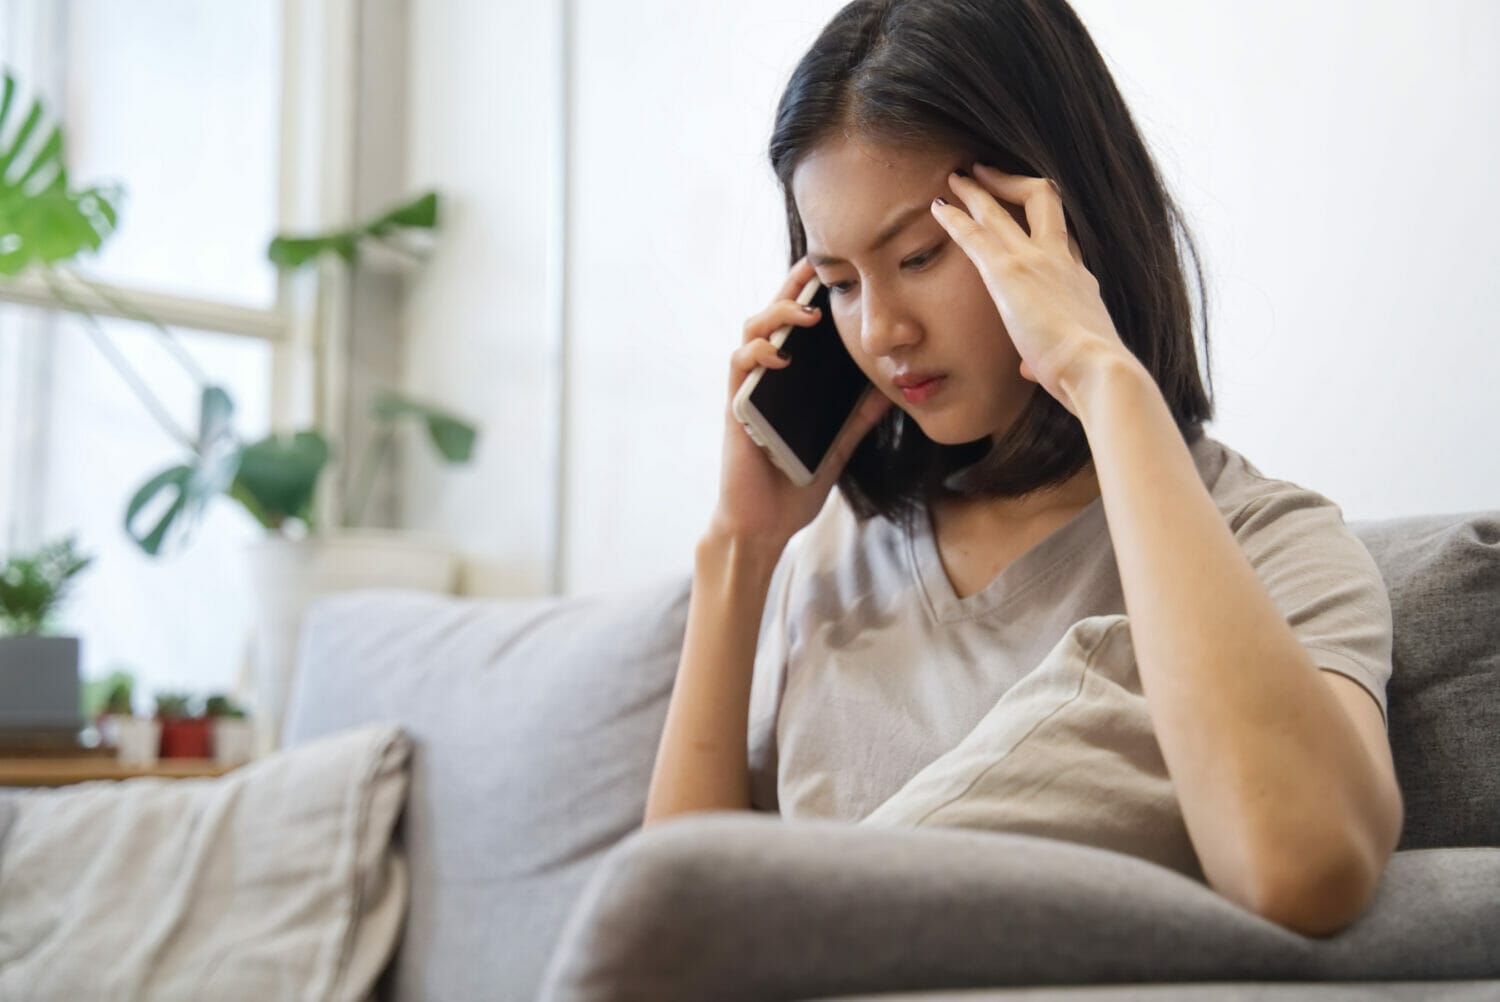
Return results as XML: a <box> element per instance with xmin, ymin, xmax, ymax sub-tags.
<box><xmin>792</xmin><ymin>135</ymin><xmax>1032</xmax><ymax>447</ymax></box>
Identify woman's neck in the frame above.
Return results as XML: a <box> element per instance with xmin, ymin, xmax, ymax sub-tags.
<box><xmin>933</xmin><ymin>462</ymin><xmax>1101</xmax><ymax>535</ymax></box>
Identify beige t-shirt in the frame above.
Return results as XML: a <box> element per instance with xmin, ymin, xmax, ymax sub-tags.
<box><xmin>746</xmin><ymin>434</ymin><xmax>1393</xmax><ymax>821</ymax></box>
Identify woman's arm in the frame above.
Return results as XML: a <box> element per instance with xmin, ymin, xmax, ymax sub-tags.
<box><xmin>642</xmin><ymin>529</ymin><xmax>782</xmax><ymax>827</ymax></box>
<box><xmin>1063</xmin><ymin>348</ymin><xmax>1404</xmax><ymax>936</ymax></box>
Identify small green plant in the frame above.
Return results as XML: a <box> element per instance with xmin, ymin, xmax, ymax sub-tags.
<box><xmin>0</xmin><ymin>535</ymin><xmax>93</xmax><ymax>636</ymax></box>
<box><xmin>204</xmin><ymin>693</ymin><xmax>246</xmax><ymax>718</ymax></box>
<box><xmin>153</xmin><ymin>692</ymin><xmax>197</xmax><ymax>719</ymax></box>
<box><xmin>82</xmin><ymin>667</ymin><xmax>135</xmax><ymax>717</ymax></box>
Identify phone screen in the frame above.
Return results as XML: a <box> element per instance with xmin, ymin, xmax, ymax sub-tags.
<box><xmin>748</xmin><ymin>283</ymin><xmax>872</xmax><ymax>475</ymax></box>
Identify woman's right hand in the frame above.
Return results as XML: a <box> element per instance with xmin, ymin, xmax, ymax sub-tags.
<box><xmin>708</xmin><ymin>256</ymin><xmax>894</xmax><ymax>550</ymax></box>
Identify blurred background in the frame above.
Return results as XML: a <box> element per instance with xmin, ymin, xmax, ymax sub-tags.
<box><xmin>1</xmin><ymin>0</ymin><xmax>1496</xmax><ymax>709</ymax></box>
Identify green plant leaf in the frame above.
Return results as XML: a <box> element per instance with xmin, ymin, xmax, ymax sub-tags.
<box><xmin>1</xmin><ymin>535</ymin><xmax>93</xmax><ymax>635</ymax></box>
<box><xmin>0</xmin><ymin>71</ymin><xmax>120</xmax><ymax>275</ymax></box>
<box><xmin>83</xmin><ymin>669</ymin><xmax>135</xmax><ymax>717</ymax></box>
<box><xmin>371</xmin><ymin>390</ymin><xmax>476</xmax><ymax>462</ymax></box>
<box><xmin>198</xmin><ymin>385</ymin><xmax>235</xmax><ymax>449</ymax></box>
<box><xmin>124</xmin><ymin>465</ymin><xmax>193</xmax><ymax>556</ymax></box>
<box><xmin>123</xmin><ymin>389</ymin><xmax>246</xmax><ymax>557</ymax></box>
<box><xmin>205</xmin><ymin>693</ymin><xmax>246</xmax><ymax>718</ymax></box>
<box><xmin>366</xmin><ymin>190</ymin><xmax>438</xmax><ymax>234</ymax></box>
<box><xmin>153</xmin><ymin>691</ymin><xmax>194</xmax><ymax>719</ymax></box>
<box><xmin>233</xmin><ymin>430</ymin><xmax>331</xmax><ymax>528</ymax></box>
<box><xmin>267</xmin><ymin>190</ymin><xmax>439</xmax><ymax>271</ymax></box>
<box><xmin>266</xmin><ymin>232</ymin><xmax>358</xmax><ymax>269</ymax></box>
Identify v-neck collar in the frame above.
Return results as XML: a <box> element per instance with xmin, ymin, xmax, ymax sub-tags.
<box><xmin>905</xmin><ymin>433</ymin><xmax>1228</xmax><ymax>624</ymax></box>
<box><xmin>906</xmin><ymin>488</ymin><xmax>1108</xmax><ymax>624</ymax></box>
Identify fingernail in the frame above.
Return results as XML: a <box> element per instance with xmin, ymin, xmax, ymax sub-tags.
<box><xmin>933</xmin><ymin>197</ymin><xmax>948</xmax><ymax>207</ymax></box>
<box><xmin>953</xmin><ymin>168</ymin><xmax>969</xmax><ymax>178</ymax></box>
<box><xmin>777</xmin><ymin>347</ymin><xmax>791</xmax><ymax>360</ymax></box>
<box><xmin>800</xmin><ymin>304</ymin><xmax>818</xmax><ymax>313</ymax></box>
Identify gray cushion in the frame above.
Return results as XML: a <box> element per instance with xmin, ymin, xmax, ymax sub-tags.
<box><xmin>816</xmin><ymin>981</ymin><xmax>1500</xmax><ymax>1001</ymax></box>
<box><xmin>536</xmin><ymin>814</ymin><xmax>1500</xmax><ymax>1002</ymax></box>
<box><xmin>1351</xmin><ymin>511</ymin><xmax>1500</xmax><ymax>849</ymax></box>
<box><xmin>282</xmin><ymin>572</ymin><xmax>692</xmax><ymax>1002</ymax></box>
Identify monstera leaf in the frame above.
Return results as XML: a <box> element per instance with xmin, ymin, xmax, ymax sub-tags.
<box><xmin>0</xmin><ymin>71</ymin><xmax>120</xmax><ymax>274</ymax></box>
<box><xmin>124</xmin><ymin>387</ymin><xmax>243</xmax><ymax>555</ymax></box>
<box><xmin>231</xmin><ymin>430</ymin><xmax>332</xmax><ymax>530</ymax></box>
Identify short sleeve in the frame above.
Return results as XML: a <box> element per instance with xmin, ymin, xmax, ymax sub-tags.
<box><xmin>746</xmin><ymin>538</ymin><xmax>799</xmax><ymax>814</ymax></box>
<box><xmin>1227</xmin><ymin>486</ymin><xmax>1394</xmax><ymax>729</ymax></box>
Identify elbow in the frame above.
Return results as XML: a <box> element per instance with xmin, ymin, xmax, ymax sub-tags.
<box><xmin>1251</xmin><ymin>778</ymin><xmax>1404</xmax><ymax>938</ymax></box>
<box><xmin>1251</xmin><ymin>841</ymin><xmax>1386</xmax><ymax>938</ymax></box>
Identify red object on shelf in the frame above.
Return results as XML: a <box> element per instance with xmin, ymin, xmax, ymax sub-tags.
<box><xmin>158</xmin><ymin>717</ymin><xmax>212</xmax><ymax>758</ymax></box>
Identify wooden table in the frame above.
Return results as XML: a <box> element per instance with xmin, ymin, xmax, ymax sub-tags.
<box><xmin>0</xmin><ymin>757</ymin><xmax>241</xmax><ymax>787</ymax></box>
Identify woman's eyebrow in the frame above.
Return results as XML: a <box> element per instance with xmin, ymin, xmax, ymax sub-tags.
<box><xmin>808</xmin><ymin>202</ymin><xmax>932</xmax><ymax>267</ymax></box>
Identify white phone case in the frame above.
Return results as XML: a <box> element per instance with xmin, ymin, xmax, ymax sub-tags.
<box><xmin>731</xmin><ymin>276</ymin><xmax>863</xmax><ymax>487</ymax></box>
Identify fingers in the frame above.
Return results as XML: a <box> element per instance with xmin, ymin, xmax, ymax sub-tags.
<box><xmin>727</xmin><ymin>329</ymin><xmax>792</xmax><ymax>394</ymax></box>
<box><xmin>731</xmin><ymin>337</ymin><xmax>791</xmax><ymax>375</ymax></box>
<box><xmin>742</xmin><ymin>296</ymin><xmax>823</xmax><ymax>345</ymax></box>
<box><xmin>772</xmin><ymin>255</ymin><xmax>818</xmax><ymax>308</ymax></box>
<box><xmin>727</xmin><ymin>260</ymin><xmax>822</xmax><ymax>398</ymax></box>
<box><xmin>948</xmin><ymin>164</ymin><xmax>1069</xmax><ymax>248</ymax></box>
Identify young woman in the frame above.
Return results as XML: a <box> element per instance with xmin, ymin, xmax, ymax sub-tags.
<box><xmin>643</xmin><ymin>0</ymin><xmax>1403</xmax><ymax>937</ymax></box>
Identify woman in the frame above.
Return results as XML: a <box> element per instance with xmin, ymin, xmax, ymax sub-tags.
<box><xmin>644</xmin><ymin>0</ymin><xmax>1403</xmax><ymax>938</ymax></box>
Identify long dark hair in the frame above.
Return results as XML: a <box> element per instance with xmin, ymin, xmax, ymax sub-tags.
<box><xmin>768</xmin><ymin>0</ymin><xmax>1214</xmax><ymax>526</ymax></box>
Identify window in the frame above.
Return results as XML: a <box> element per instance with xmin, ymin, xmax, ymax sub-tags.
<box><xmin>0</xmin><ymin>0</ymin><xmax>319</xmax><ymax>703</ymax></box>
<box><xmin>64</xmin><ymin>0</ymin><xmax>283</xmax><ymax>307</ymax></box>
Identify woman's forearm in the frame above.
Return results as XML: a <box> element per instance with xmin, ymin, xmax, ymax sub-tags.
<box><xmin>1063</xmin><ymin>347</ymin><xmax>1401</xmax><ymax>928</ymax></box>
<box><xmin>642</xmin><ymin>529</ymin><xmax>784</xmax><ymax>826</ymax></box>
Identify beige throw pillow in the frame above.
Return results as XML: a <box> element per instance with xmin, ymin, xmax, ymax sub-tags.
<box><xmin>860</xmin><ymin>615</ymin><xmax>1206</xmax><ymax>883</ymax></box>
<box><xmin>0</xmin><ymin>722</ymin><xmax>411</xmax><ymax>1000</ymax></box>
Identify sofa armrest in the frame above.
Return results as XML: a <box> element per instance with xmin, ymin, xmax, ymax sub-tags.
<box><xmin>536</xmin><ymin>814</ymin><xmax>1500</xmax><ymax>1002</ymax></box>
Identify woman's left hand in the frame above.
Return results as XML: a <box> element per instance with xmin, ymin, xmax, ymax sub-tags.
<box><xmin>932</xmin><ymin>162</ymin><xmax>1132</xmax><ymax>416</ymax></box>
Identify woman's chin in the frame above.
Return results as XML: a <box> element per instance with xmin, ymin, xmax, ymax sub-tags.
<box><xmin>905</xmin><ymin>415</ymin><xmax>975</xmax><ymax>447</ymax></box>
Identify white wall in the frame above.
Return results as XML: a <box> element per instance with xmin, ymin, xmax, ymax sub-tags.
<box><xmin>1078</xmin><ymin>0</ymin><xmax>1500</xmax><ymax>523</ymax></box>
<box><xmin>404</xmin><ymin>0</ymin><xmax>1500</xmax><ymax>599</ymax></box>
<box><xmin>403</xmin><ymin>0</ymin><xmax>562</xmax><ymax>595</ymax></box>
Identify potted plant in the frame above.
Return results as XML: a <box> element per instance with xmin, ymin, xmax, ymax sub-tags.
<box><xmin>0</xmin><ymin>537</ymin><xmax>93</xmax><ymax>737</ymax></box>
<box><xmin>82</xmin><ymin>666</ymin><xmax>135</xmax><ymax>746</ymax></box>
<box><xmin>205</xmin><ymin>692</ymin><xmax>253</xmax><ymax>766</ymax></box>
<box><xmin>90</xmin><ymin>670</ymin><xmax>162</xmax><ymax>766</ymax></box>
<box><xmin>0</xmin><ymin>71</ymin><xmax>477</xmax><ymax>754</ymax></box>
<box><xmin>155</xmin><ymin>691</ymin><xmax>211</xmax><ymax>759</ymax></box>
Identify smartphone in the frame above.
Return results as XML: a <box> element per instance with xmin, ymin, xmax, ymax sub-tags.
<box><xmin>731</xmin><ymin>276</ymin><xmax>874</xmax><ymax>487</ymax></box>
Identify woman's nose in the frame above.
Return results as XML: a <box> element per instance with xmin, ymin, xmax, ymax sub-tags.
<box><xmin>859</xmin><ymin>289</ymin><xmax>921</xmax><ymax>358</ymax></box>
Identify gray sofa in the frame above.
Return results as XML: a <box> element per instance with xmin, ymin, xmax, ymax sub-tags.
<box><xmin>282</xmin><ymin>510</ymin><xmax>1500</xmax><ymax>1002</ymax></box>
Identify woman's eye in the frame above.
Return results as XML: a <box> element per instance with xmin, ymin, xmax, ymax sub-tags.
<box><xmin>825</xmin><ymin>246</ymin><xmax>941</xmax><ymax>296</ymax></box>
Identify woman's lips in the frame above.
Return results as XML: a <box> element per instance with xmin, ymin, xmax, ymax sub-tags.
<box><xmin>899</xmin><ymin>376</ymin><xmax>946</xmax><ymax>403</ymax></box>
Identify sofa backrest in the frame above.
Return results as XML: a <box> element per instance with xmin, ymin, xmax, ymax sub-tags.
<box><xmin>1351</xmin><ymin>511</ymin><xmax>1500</xmax><ymax>851</ymax></box>
<box><xmin>280</xmin><ymin>510</ymin><xmax>1498</xmax><ymax>1001</ymax></box>
<box><xmin>283</xmin><ymin>572</ymin><xmax>693</xmax><ymax>1002</ymax></box>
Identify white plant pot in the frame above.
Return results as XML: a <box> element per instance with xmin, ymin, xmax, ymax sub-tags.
<box><xmin>244</xmin><ymin>529</ymin><xmax>459</xmax><ymax>755</ymax></box>
<box><xmin>113</xmin><ymin>716</ymin><xmax>162</xmax><ymax>767</ymax></box>
<box><xmin>212</xmin><ymin>716</ymin><xmax>255</xmax><ymax>767</ymax></box>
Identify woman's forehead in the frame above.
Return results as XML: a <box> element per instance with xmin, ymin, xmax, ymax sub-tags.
<box><xmin>793</xmin><ymin>137</ymin><xmax>961</xmax><ymax>256</ymax></box>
